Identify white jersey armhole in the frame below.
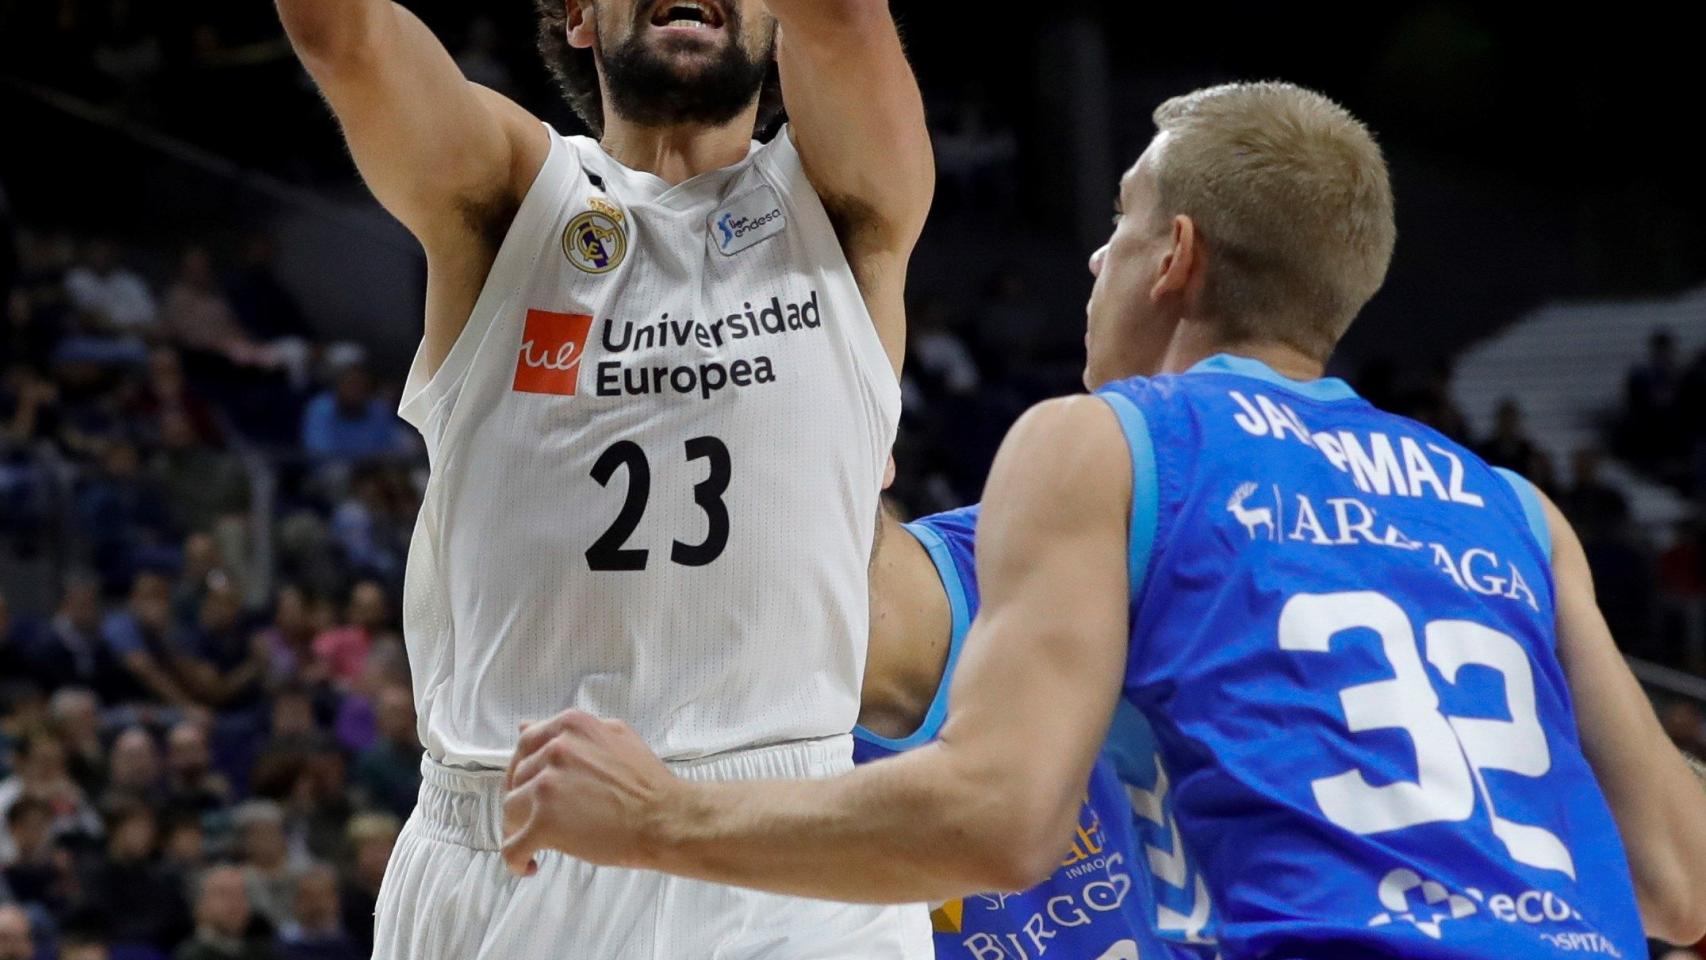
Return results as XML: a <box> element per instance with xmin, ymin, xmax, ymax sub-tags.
<box><xmin>754</xmin><ymin>126</ymin><xmax>903</xmax><ymax>442</ymax></box>
<box><xmin>400</xmin><ymin>126</ymin><xmax>581</xmax><ymax>432</ymax></box>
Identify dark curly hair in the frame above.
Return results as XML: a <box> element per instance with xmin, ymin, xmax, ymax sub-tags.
<box><xmin>533</xmin><ymin>1</ymin><xmax>786</xmax><ymax>138</ymax></box>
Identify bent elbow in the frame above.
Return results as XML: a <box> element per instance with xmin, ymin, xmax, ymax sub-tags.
<box><xmin>964</xmin><ymin>802</ymin><xmax>1072</xmax><ymax>895</ymax></box>
<box><xmin>278</xmin><ymin>1</ymin><xmax>380</xmax><ymax>69</ymax></box>
<box><xmin>1639</xmin><ymin>859</ymin><xmax>1706</xmax><ymax>947</ymax></box>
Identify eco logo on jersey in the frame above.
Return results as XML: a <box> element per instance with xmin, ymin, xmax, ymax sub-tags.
<box><xmin>1367</xmin><ymin>868</ymin><xmax>1478</xmax><ymax>940</ymax></box>
<box><xmin>563</xmin><ymin>197</ymin><xmax>628</xmax><ymax>274</ymax></box>
<box><xmin>513</xmin><ymin>309</ymin><xmax>595</xmax><ymax>396</ymax></box>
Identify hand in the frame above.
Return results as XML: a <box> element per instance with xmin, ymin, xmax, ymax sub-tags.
<box><xmin>500</xmin><ymin>709</ymin><xmax>679</xmax><ymax>876</ymax></box>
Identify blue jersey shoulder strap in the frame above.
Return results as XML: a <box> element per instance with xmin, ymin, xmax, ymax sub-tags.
<box><xmin>853</xmin><ymin>519</ymin><xmax>973</xmax><ymax>750</ymax></box>
<box><xmin>1096</xmin><ymin>389</ymin><xmax>1161</xmax><ymax>599</ymax></box>
<box><xmin>1493</xmin><ymin>467</ymin><xmax>1552</xmax><ymax>562</ymax></box>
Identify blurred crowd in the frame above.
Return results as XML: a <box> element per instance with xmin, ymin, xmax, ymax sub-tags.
<box><xmin>0</xmin><ymin>215</ymin><xmax>421</xmax><ymax>959</ymax></box>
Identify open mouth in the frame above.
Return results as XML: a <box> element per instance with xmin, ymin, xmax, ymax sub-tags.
<box><xmin>649</xmin><ymin>0</ymin><xmax>725</xmax><ymax>30</ymax></box>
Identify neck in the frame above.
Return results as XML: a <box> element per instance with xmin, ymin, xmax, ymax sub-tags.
<box><xmin>598</xmin><ymin>111</ymin><xmax>759</xmax><ymax>186</ymax></box>
<box><xmin>1157</xmin><ymin>320</ymin><xmax>1327</xmax><ymax>381</ymax></box>
<box><xmin>858</xmin><ymin>512</ymin><xmax>953</xmax><ymax>741</ymax></box>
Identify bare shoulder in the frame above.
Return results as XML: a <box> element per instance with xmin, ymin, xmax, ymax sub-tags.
<box><xmin>982</xmin><ymin>396</ymin><xmax>1132</xmax><ymax>534</ymax></box>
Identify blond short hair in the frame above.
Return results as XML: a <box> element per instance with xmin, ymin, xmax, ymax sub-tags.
<box><xmin>1150</xmin><ymin>82</ymin><xmax>1395</xmax><ymax>358</ymax></box>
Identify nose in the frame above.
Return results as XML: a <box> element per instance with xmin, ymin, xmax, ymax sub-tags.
<box><xmin>1089</xmin><ymin>245</ymin><xmax>1108</xmax><ymax>278</ymax></box>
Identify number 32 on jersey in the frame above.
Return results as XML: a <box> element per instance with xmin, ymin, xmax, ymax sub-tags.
<box><xmin>1278</xmin><ymin>590</ymin><xmax>1577</xmax><ymax>878</ymax></box>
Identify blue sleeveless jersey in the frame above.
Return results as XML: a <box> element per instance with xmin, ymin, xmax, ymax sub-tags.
<box><xmin>1096</xmin><ymin>354</ymin><xmax>1643</xmax><ymax>960</ymax></box>
<box><xmin>854</xmin><ymin>506</ymin><xmax>1214</xmax><ymax>960</ymax></box>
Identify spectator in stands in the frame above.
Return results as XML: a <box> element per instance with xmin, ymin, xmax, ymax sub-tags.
<box><xmin>0</xmin><ymin>730</ymin><xmax>101</xmax><ymax>863</ymax></box>
<box><xmin>163</xmin><ymin>720</ymin><xmax>231</xmax><ymax>815</ymax></box>
<box><xmin>49</xmin><ymin>687</ymin><xmax>104</xmax><ymax>794</ymax></box>
<box><xmin>234</xmin><ymin>799</ymin><xmax>298</xmax><ymax>932</ymax></box>
<box><xmin>227</xmin><ymin>234</ymin><xmax>310</xmax><ymax>345</ymax></box>
<box><xmin>299</xmin><ymin>364</ymin><xmax>404</xmax><ymax>464</ymax></box>
<box><xmin>250</xmin><ymin>686</ymin><xmax>328</xmax><ymax>805</ymax></box>
<box><xmin>176</xmin><ymin>864</ymin><xmax>271</xmax><ymax>960</ymax></box>
<box><xmin>1659</xmin><ymin>517</ymin><xmax>1706</xmax><ymax>673</ymax></box>
<box><xmin>152</xmin><ymin>410</ymin><xmax>251</xmax><ymax>541</ymax></box>
<box><xmin>0</xmin><ymin>684</ymin><xmax>48</xmax><ymax>781</ymax></box>
<box><xmin>0</xmin><ymin>593</ymin><xmax>22</xmax><ymax>693</ymax></box>
<box><xmin>352</xmin><ymin>686</ymin><xmax>418</xmax><ymax>821</ymax></box>
<box><xmin>337</xmin><ymin>813</ymin><xmax>396</xmax><ymax>956</ymax></box>
<box><xmin>331</xmin><ymin>643</ymin><xmax>407</xmax><ymax>756</ymax></box>
<box><xmin>101</xmin><ymin>570</ymin><xmax>199</xmax><ymax>712</ymax></box>
<box><xmin>0</xmin><ymin>178</ymin><xmax>13</xmax><ymax>305</ymax></box>
<box><xmin>274</xmin><ymin>862</ymin><xmax>357</xmax><ymax>960</ymax></box>
<box><xmin>256</xmin><ymin>586</ymin><xmax>327</xmax><ymax>689</ymax></box>
<box><xmin>141</xmin><ymin>347</ymin><xmax>226</xmax><ymax>448</ymax></box>
<box><xmin>1476</xmin><ymin>397</ymin><xmax>1540</xmax><ymax>474</ymax></box>
<box><xmin>328</xmin><ymin>469</ymin><xmax>410</xmax><ymax>585</ymax></box>
<box><xmin>292</xmin><ymin>743</ymin><xmax>353</xmax><ymax>863</ymax></box>
<box><xmin>1558</xmin><ymin>447</ymin><xmax>1632</xmax><ymax>538</ymax></box>
<box><xmin>1618</xmin><ymin>328</ymin><xmax>1683</xmax><ymax>473</ymax></box>
<box><xmin>174</xmin><ymin>572</ymin><xmax>269</xmax><ymax>714</ymax></box>
<box><xmin>60</xmin><ymin>929</ymin><xmax>112</xmax><ymax>960</ymax></box>
<box><xmin>173</xmin><ymin>532</ymin><xmax>222</xmax><ymax>626</ymax></box>
<box><xmin>162</xmin><ymin>809</ymin><xmax>206</xmax><ymax>875</ymax></box>
<box><xmin>2</xmin><ymin>290</ymin><xmax>58</xmax><ymax>374</ymax></box>
<box><xmin>161</xmin><ymin>247</ymin><xmax>252</xmax><ymax>362</ymax></box>
<box><xmin>0</xmin><ymin>904</ymin><xmax>34</xmax><ymax>960</ymax></box>
<box><xmin>104</xmin><ymin>726</ymin><xmax>165</xmax><ymax>807</ymax></box>
<box><xmin>310</xmin><ymin>582</ymin><xmax>386</xmax><ymax>688</ymax></box>
<box><xmin>63</xmin><ymin>238</ymin><xmax>157</xmax><ymax>336</ymax></box>
<box><xmin>23</xmin><ymin>571</ymin><xmax>109</xmax><ymax>693</ymax></box>
<box><xmin>79</xmin><ymin>798</ymin><xmax>192</xmax><ymax>952</ymax></box>
<box><xmin>78</xmin><ymin>438</ymin><xmax>174</xmax><ymax>592</ymax></box>
<box><xmin>1560</xmin><ymin>447</ymin><xmax>1660</xmax><ymax>656</ymax></box>
<box><xmin>2</xmin><ymin>796</ymin><xmax>71</xmax><ymax>912</ymax></box>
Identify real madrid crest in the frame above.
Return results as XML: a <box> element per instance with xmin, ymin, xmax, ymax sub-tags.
<box><xmin>563</xmin><ymin>196</ymin><xmax>628</xmax><ymax>274</ymax></box>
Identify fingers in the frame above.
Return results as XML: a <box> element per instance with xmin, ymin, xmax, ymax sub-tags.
<box><xmin>508</xmin><ymin>734</ymin><xmax>569</xmax><ymax>794</ymax></box>
<box><xmin>500</xmin><ymin>801</ymin><xmax>542</xmax><ymax>878</ymax></box>
<box><xmin>506</xmin><ymin>708</ymin><xmax>596</xmax><ymax>790</ymax></box>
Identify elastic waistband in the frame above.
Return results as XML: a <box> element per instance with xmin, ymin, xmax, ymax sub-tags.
<box><xmin>411</xmin><ymin>734</ymin><xmax>853</xmax><ymax>852</ymax></box>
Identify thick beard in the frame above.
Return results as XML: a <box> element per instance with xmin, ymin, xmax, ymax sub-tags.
<box><xmin>599</xmin><ymin>11</ymin><xmax>773</xmax><ymax>129</ymax></box>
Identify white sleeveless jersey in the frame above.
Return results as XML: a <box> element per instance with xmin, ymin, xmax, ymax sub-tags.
<box><xmin>398</xmin><ymin>126</ymin><xmax>900</xmax><ymax>768</ymax></box>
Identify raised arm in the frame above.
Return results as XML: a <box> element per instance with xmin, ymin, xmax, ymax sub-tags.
<box><xmin>276</xmin><ymin>1</ymin><xmax>548</xmax><ymax>368</ymax></box>
<box><xmin>1544</xmin><ymin>493</ymin><xmax>1706</xmax><ymax>945</ymax></box>
<box><xmin>499</xmin><ymin>396</ymin><xmax>1131</xmax><ymax>902</ymax></box>
<box><xmin>766</xmin><ymin>0</ymin><xmax>933</xmax><ymax>374</ymax></box>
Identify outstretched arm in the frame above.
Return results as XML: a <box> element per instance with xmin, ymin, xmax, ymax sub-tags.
<box><xmin>1544</xmin><ymin>493</ymin><xmax>1706</xmax><ymax>945</ymax></box>
<box><xmin>276</xmin><ymin>0</ymin><xmax>548</xmax><ymax>370</ymax></box>
<box><xmin>765</xmin><ymin>0</ymin><xmax>933</xmax><ymax>374</ymax></box>
<box><xmin>500</xmin><ymin>397</ymin><xmax>1132</xmax><ymax>901</ymax></box>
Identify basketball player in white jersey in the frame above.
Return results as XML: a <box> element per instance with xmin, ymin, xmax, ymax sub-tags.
<box><xmin>275</xmin><ymin>0</ymin><xmax>933</xmax><ymax>955</ymax></box>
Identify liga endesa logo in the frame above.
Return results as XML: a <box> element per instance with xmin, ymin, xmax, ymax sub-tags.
<box><xmin>513</xmin><ymin>310</ymin><xmax>595</xmax><ymax>396</ymax></box>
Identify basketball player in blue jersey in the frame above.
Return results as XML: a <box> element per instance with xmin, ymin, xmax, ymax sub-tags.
<box><xmin>501</xmin><ymin>82</ymin><xmax>1706</xmax><ymax>957</ymax></box>
<box><xmin>860</xmin><ymin>501</ymin><xmax>1215</xmax><ymax>959</ymax></box>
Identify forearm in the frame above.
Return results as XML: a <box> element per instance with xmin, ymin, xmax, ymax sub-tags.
<box><xmin>648</xmin><ymin>746</ymin><xmax>1016</xmax><ymax>903</ymax></box>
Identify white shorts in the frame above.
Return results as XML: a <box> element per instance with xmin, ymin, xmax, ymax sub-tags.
<box><xmin>372</xmin><ymin>736</ymin><xmax>933</xmax><ymax>959</ymax></box>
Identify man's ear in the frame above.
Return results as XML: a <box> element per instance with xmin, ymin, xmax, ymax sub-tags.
<box><xmin>567</xmin><ymin>0</ymin><xmax>596</xmax><ymax>50</ymax></box>
<box><xmin>1148</xmin><ymin>214</ymin><xmax>1199</xmax><ymax>305</ymax></box>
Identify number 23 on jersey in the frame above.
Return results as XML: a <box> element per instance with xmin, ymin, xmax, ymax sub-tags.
<box><xmin>587</xmin><ymin>437</ymin><xmax>732</xmax><ymax>571</ymax></box>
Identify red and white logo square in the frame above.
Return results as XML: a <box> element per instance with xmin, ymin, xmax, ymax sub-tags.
<box><xmin>513</xmin><ymin>309</ymin><xmax>594</xmax><ymax>396</ymax></box>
